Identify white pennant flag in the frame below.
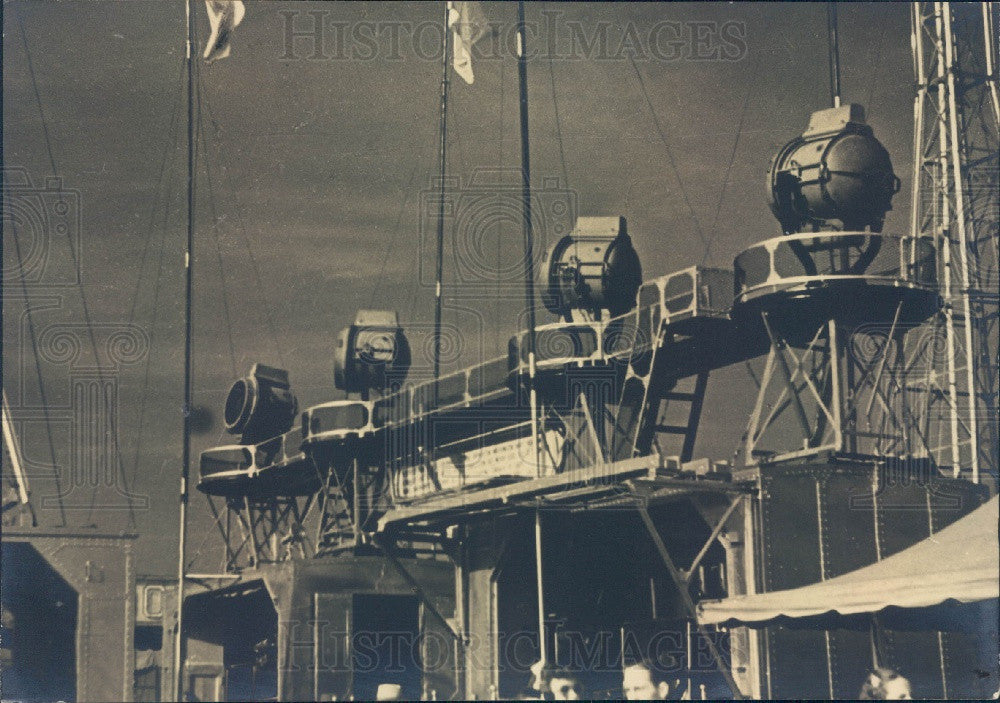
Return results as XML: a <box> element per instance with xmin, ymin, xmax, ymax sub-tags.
<box><xmin>447</xmin><ymin>1</ymin><xmax>486</xmax><ymax>84</ymax></box>
<box><xmin>204</xmin><ymin>0</ymin><xmax>245</xmax><ymax>63</ymax></box>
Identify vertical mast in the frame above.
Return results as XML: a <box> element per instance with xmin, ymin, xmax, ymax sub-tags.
<box><xmin>433</xmin><ymin>3</ymin><xmax>452</xmax><ymax>396</ymax></box>
<box><xmin>827</xmin><ymin>3</ymin><xmax>842</xmax><ymax>107</ymax></box>
<box><xmin>175</xmin><ymin>0</ymin><xmax>195</xmax><ymax>698</ymax></box>
<box><xmin>516</xmin><ymin>0</ymin><xmax>545</xmax><ymax>666</ymax></box>
<box><xmin>516</xmin><ymin>1</ymin><xmax>539</xmax><ymax>472</ymax></box>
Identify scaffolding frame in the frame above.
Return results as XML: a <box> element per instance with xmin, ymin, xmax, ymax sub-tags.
<box><xmin>742</xmin><ymin>303</ymin><xmax>944</xmax><ymax>467</ymax></box>
<box><xmin>377</xmin><ymin>456</ymin><xmax>752</xmax><ymax>699</ymax></box>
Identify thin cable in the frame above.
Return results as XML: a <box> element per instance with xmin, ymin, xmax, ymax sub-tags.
<box><xmin>7</xmin><ymin>221</ymin><xmax>68</xmax><ymax>527</ymax></box>
<box><xmin>13</xmin><ymin>6</ymin><xmax>70</xmax><ymax>527</ymax></box>
<box><xmin>628</xmin><ymin>55</ymin><xmax>708</xmax><ymax>257</ymax></box>
<box><xmin>547</xmin><ymin>51</ymin><xmax>569</xmax><ymax>189</ymax></box>
<box><xmin>13</xmin><ymin>7</ymin><xmax>57</xmax><ymax>177</ymax></box>
<box><xmin>126</xmin><ymin>56</ymin><xmax>186</xmax><ymax>492</ymax></box>
<box><xmin>184</xmin><ymin>509</ymin><xmax>219</xmax><ymax>571</ymax></box>
<box><xmin>402</xmin><ymin>116</ymin><xmax>441</xmax><ymax>326</ymax></box>
<box><xmin>366</xmin><ymin>151</ymin><xmax>426</xmax><ymax>311</ymax></box>
<box><xmin>198</xmin><ymin>74</ymin><xmax>239</xmax><ymax>379</ymax></box>
<box><xmin>199</xmin><ymin>79</ymin><xmax>287</xmax><ymax>368</ymax></box>
<box><xmin>127</xmin><ymin>54</ymin><xmax>187</xmax><ymax>326</ymax></box>
<box><xmin>16</xmin><ymin>5</ymin><xmax>136</xmax><ymax>528</ymax></box>
<box><xmin>128</xmin><ymin>197</ymin><xmax>174</xmax><ymax>494</ymax></box>
<box><xmin>864</xmin><ymin>33</ymin><xmax>885</xmax><ymax>109</ymax></box>
<box><xmin>495</xmin><ymin>56</ymin><xmax>506</xmax><ymax>350</ymax></box>
<box><xmin>704</xmin><ymin>59</ymin><xmax>760</xmax><ymax>264</ymax></box>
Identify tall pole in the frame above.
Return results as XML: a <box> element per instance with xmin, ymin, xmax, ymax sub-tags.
<box><xmin>516</xmin><ymin>0</ymin><xmax>539</xmax><ymax>468</ymax></box>
<box><xmin>433</xmin><ymin>3</ymin><xmax>452</xmax><ymax>398</ymax></box>
<box><xmin>517</xmin><ymin>0</ymin><xmax>545</xmax><ymax>666</ymax></box>
<box><xmin>827</xmin><ymin>3</ymin><xmax>842</xmax><ymax>107</ymax></box>
<box><xmin>534</xmin><ymin>508</ymin><xmax>547</xmax><ymax>666</ymax></box>
<box><xmin>175</xmin><ymin>0</ymin><xmax>195</xmax><ymax>698</ymax></box>
<box><xmin>984</xmin><ymin>2</ymin><xmax>1000</xmax><ymax>121</ymax></box>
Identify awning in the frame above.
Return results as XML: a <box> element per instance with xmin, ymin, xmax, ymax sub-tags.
<box><xmin>184</xmin><ymin>578</ymin><xmax>276</xmax><ymax>645</ymax></box>
<box><xmin>697</xmin><ymin>495</ymin><xmax>999</xmax><ymax>626</ymax></box>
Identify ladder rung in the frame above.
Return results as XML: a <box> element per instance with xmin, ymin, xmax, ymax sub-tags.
<box><xmin>934</xmin><ymin>390</ymin><xmax>991</xmax><ymax>398</ymax></box>
<box><xmin>663</xmin><ymin>392</ymin><xmax>699</xmax><ymax>401</ymax></box>
<box><xmin>845</xmin><ymin>431</ymin><xmax>904</xmax><ymax>440</ymax></box>
<box><xmin>655</xmin><ymin>424</ymin><xmax>690</xmax><ymax>434</ymax></box>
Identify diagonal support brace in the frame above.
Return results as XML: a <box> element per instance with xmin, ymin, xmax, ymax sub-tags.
<box><xmin>376</xmin><ymin>537</ymin><xmax>466</xmax><ymax>646</ymax></box>
<box><xmin>683</xmin><ymin>494</ymin><xmax>743</xmax><ymax>583</ymax></box>
<box><xmin>627</xmin><ymin>482</ymin><xmax>745</xmax><ymax>699</ymax></box>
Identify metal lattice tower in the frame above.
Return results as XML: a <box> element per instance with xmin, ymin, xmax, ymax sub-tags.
<box><xmin>910</xmin><ymin>2</ymin><xmax>1000</xmax><ymax>483</ymax></box>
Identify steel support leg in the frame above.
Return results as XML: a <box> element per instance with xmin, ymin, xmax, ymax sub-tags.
<box><xmin>628</xmin><ymin>484</ymin><xmax>745</xmax><ymax>699</ymax></box>
<box><xmin>376</xmin><ymin>537</ymin><xmax>465</xmax><ymax>646</ymax></box>
<box><xmin>684</xmin><ymin>494</ymin><xmax>742</xmax><ymax>583</ymax></box>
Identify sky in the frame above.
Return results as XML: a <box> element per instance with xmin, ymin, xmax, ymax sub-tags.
<box><xmin>2</xmin><ymin>1</ymin><xmax>917</xmax><ymax>574</ymax></box>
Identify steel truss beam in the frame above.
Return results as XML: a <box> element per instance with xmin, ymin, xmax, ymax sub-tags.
<box><xmin>910</xmin><ymin>1</ymin><xmax>999</xmax><ymax>482</ymax></box>
<box><xmin>744</xmin><ymin>317</ymin><xmax>840</xmax><ymax>464</ymax></box>
<box><xmin>201</xmin><ymin>493</ymin><xmax>316</xmax><ymax>570</ymax></box>
<box><xmin>743</xmin><ymin>306</ymin><xmax>941</xmax><ymax>466</ymax></box>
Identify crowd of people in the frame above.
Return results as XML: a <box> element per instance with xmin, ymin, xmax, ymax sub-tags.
<box><xmin>512</xmin><ymin>662</ymin><xmax>916</xmax><ymax>700</ymax></box>
<box><xmin>514</xmin><ymin>658</ymin><xmax>717</xmax><ymax>700</ymax></box>
<box><xmin>364</xmin><ymin>661</ymin><xmax>916</xmax><ymax>700</ymax></box>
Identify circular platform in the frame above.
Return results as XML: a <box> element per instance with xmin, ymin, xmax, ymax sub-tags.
<box><xmin>732</xmin><ymin>232</ymin><xmax>940</xmax><ymax>333</ymax></box>
<box><xmin>301</xmin><ymin>400</ymin><xmax>376</xmax><ymax>448</ymax></box>
<box><xmin>197</xmin><ymin>444</ymin><xmax>255</xmax><ymax>498</ymax></box>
